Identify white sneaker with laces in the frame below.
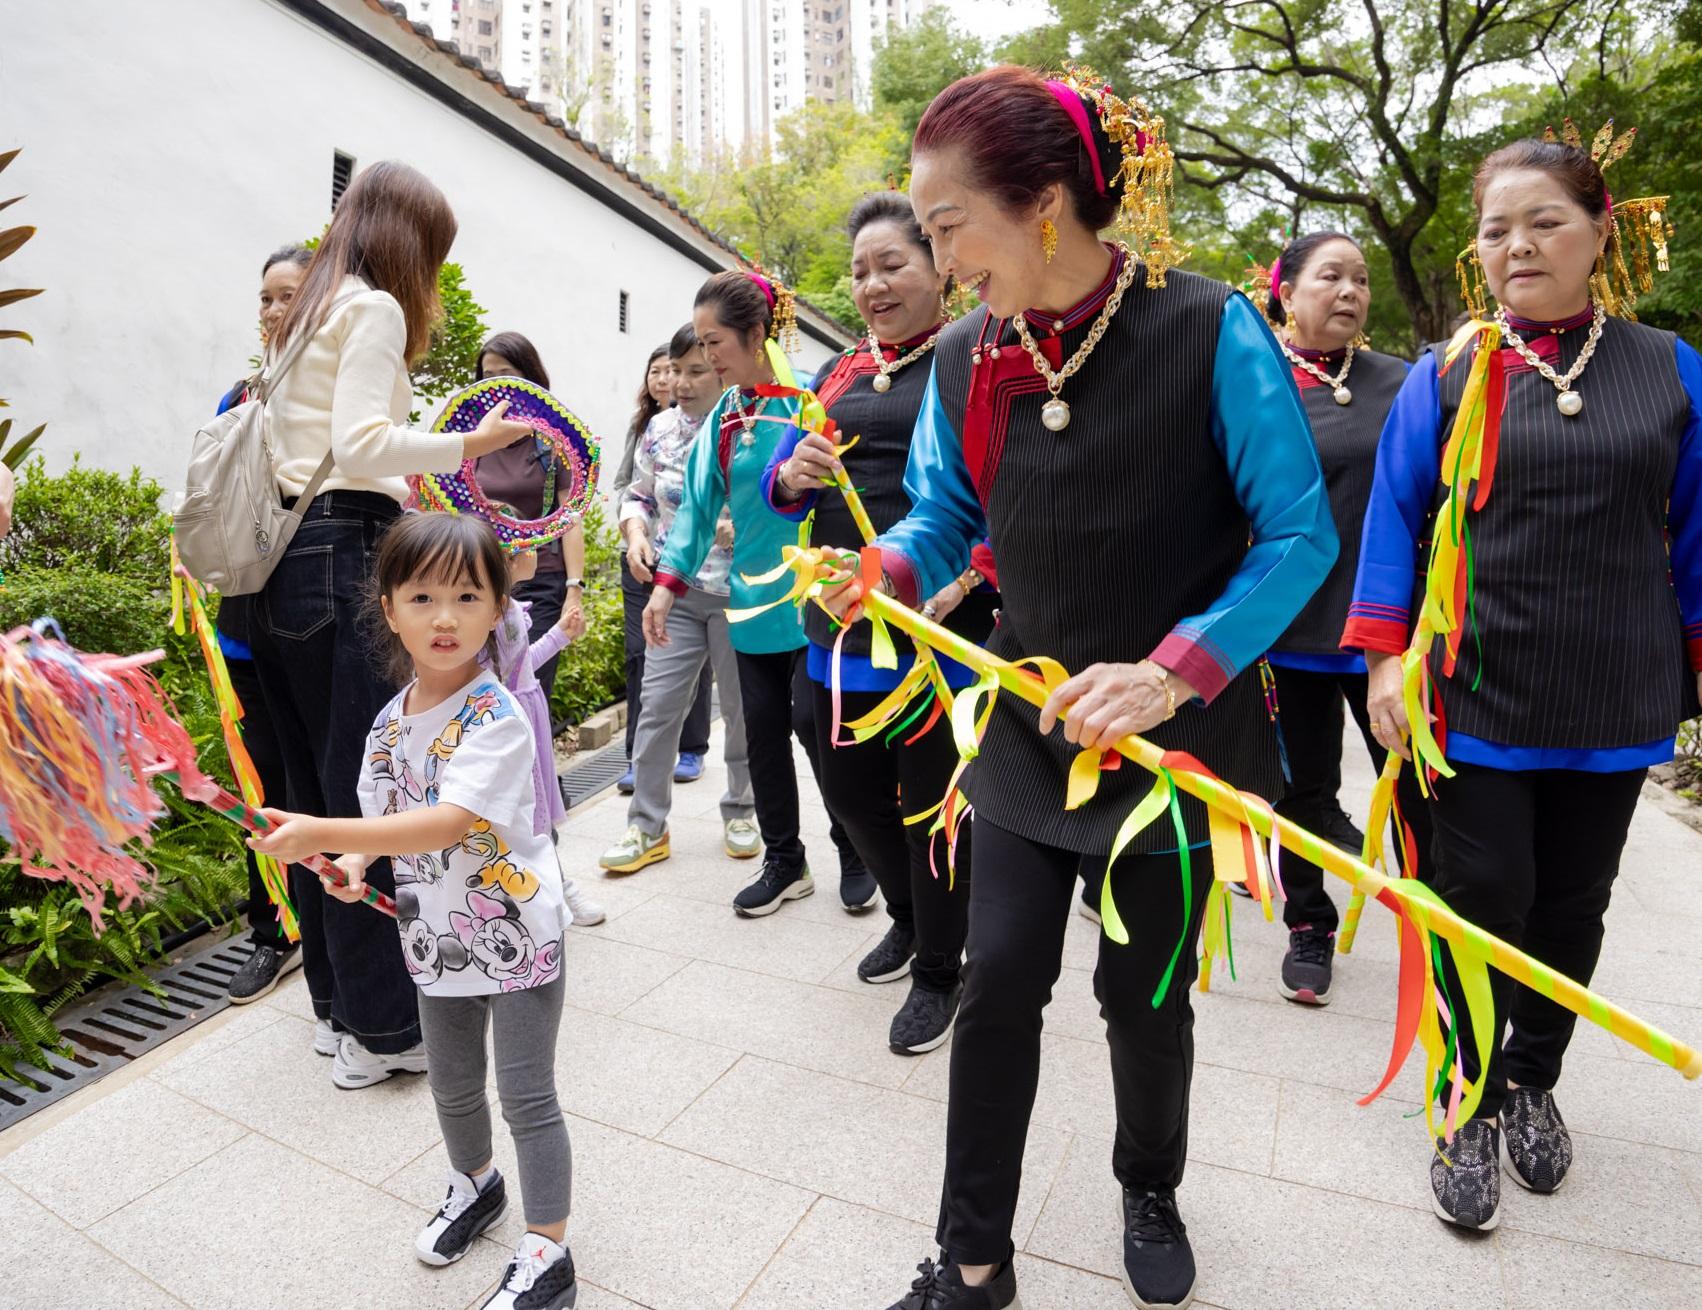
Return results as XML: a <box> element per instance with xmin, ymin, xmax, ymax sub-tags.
<box><xmin>331</xmin><ymin>1034</ymin><xmax>429</xmax><ymax>1089</ymax></box>
<box><xmin>480</xmin><ymin>1233</ymin><xmax>578</xmax><ymax>1309</ymax></box>
<box><xmin>563</xmin><ymin>878</ymin><xmax>606</xmax><ymax>927</ymax></box>
<box><xmin>313</xmin><ymin>1018</ymin><xmax>339</xmax><ymax>1058</ymax></box>
<box><xmin>416</xmin><ymin>1169</ymin><xmax>507</xmax><ymax>1266</ymax></box>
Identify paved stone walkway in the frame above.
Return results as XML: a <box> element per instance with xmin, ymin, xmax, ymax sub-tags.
<box><xmin>1</xmin><ymin>731</ymin><xmax>1698</xmax><ymax>1308</ymax></box>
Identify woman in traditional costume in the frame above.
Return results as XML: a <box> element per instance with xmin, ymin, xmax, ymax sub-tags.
<box><xmin>1256</xmin><ymin>232</ymin><xmax>1431</xmax><ymax>1006</ymax></box>
<box><xmin>840</xmin><ymin>66</ymin><xmax>1336</xmax><ymax>1310</ymax></box>
<box><xmin>1343</xmin><ymin>128</ymin><xmax>1702</xmax><ymax>1230</ymax></box>
<box><xmin>767</xmin><ymin>190</ymin><xmax>998</xmax><ymax>1056</ymax></box>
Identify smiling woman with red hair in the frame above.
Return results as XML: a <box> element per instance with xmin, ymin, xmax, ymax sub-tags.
<box><xmin>831</xmin><ymin>66</ymin><xmax>1336</xmax><ymax>1310</ymax></box>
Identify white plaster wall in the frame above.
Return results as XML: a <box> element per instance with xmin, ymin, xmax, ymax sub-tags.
<box><xmin>0</xmin><ymin>0</ymin><xmax>838</xmax><ymax>497</ymax></box>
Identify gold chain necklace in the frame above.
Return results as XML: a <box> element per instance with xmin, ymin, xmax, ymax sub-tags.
<box><xmin>735</xmin><ymin>392</ymin><xmax>765</xmax><ymax>447</ymax></box>
<box><xmin>1495</xmin><ymin>304</ymin><xmax>1605</xmax><ymax>416</ymax></box>
<box><xmin>868</xmin><ymin>327</ymin><xmax>941</xmax><ymax>393</ymax></box>
<box><xmin>1280</xmin><ymin>339</ymin><xmax>1358</xmax><ymax>406</ymax></box>
<box><xmin>1011</xmin><ymin>246</ymin><xmax>1141</xmax><ymax>431</ymax></box>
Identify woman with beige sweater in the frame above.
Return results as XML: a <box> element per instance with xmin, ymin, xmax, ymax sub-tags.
<box><xmin>254</xmin><ymin>161</ymin><xmax>529</xmax><ymax>1089</ymax></box>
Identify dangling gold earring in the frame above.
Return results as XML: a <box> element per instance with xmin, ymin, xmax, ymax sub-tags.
<box><xmin>1283</xmin><ymin>307</ymin><xmax>1298</xmax><ymax>338</ymax></box>
<box><xmin>1040</xmin><ymin>218</ymin><xmax>1058</xmax><ymax>264</ymax></box>
<box><xmin>938</xmin><ymin>288</ymin><xmax>952</xmax><ymax>322</ymax></box>
<box><xmin>1352</xmin><ymin>331</ymin><xmax>1371</xmax><ymax>350</ymax></box>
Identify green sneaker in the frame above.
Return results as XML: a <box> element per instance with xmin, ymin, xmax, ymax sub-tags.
<box><xmin>724</xmin><ymin>817</ymin><xmax>762</xmax><ymax>860</ymax></box>
<box><xmin>600</xmin><ymin>825</ymin><xmax>670</xmax><ymax>874</ymax></box>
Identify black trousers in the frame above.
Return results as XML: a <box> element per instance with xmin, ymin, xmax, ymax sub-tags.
<box><xmin>249</xmin><ymin>492</ymin><xmax>420</xmax><ymax>1054</ymax></box>
<box><xmin>224</xmin><ymin>651</ymin><xmax>295</xmax><ymax>951</ymax></box>
<box><xmin>514</xmin><ymin>571</ymin><xmax>567</xmax><ymax>705</ymax></box>
<box><xmin>734</xmin><ymin>646</ymin><xmax>857</xmax><ymax>876</ymax></box>
<box><xmin>812</xmin><ymin>681</ymin><xmax>969</xmax><ymax>991</ymax></box>
<box><xmin>1271</xmin><ymin>665</ymin><xmax>1435</xmax><ymax>932</ymax></box>
<box><xmin>1428</xmin><ymin>761</ymin><xmax>1645</xmax><ymax>1121</ymax></box>
<box><xmin>621</xmin><ymin>558</ymin><xmax>710</xmax><ymax>756</ymax></box>
<box><xmin>938</xmin><ymin>815</ymin><xmax>1215</xmax><ymax>1263</ymax></box>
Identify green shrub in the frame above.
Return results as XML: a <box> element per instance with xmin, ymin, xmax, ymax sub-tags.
<box><xmin>0</xmin><ymin>460</ymin><xmax>244</xmax><ymax>1083</ymax></box>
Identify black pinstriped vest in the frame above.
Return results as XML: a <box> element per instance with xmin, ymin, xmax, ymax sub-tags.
<box><xmin>934</xmin><ymin>267</ymin><xmax>1281</xmax><ymax>855</ymax></box>
<box><xmin>1276</xmin><ymin>350</ymin><xmax>1409</xmax><ymax>654</ymax></box>
<box><xmin>806</xmin><ymin>342</ymin><xmax>995</xmax><ymax>656</ymax></box>
<box><xmin>1430</xmin><ymin>317</ymin><xmax>1698</xmax><ymax>748</ymax></box>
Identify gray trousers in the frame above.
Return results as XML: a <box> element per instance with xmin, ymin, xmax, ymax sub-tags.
<box><xmin>417</xmin><ymin>970</ymin><xmax>571</xmax><ymax>1225</ymax></box>
<box><xmin>629</xmin><ymin>584</ymin><xmax>753</xmax><ymax>836</ymax></box>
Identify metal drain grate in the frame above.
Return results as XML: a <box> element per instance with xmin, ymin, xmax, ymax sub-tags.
<box><xmin>0</xmin><ymin>934</ymin><xmax>256</xmax><ymax>1133</ymax></box>
<box><xmin>558</xmin><ymin>739</ymin><xmax>630</xmax><ymax>811</ymax></box>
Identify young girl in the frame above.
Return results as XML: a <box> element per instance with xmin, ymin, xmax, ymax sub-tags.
<box><xmin>496</xmin><ymin>525</ymin><xmax>604</xmax><ymax>925</ymax></box>
<box><xmin>252</xmin><ymin>513</ymin><xmax>579</xmax><ymax>1310</ymax></box>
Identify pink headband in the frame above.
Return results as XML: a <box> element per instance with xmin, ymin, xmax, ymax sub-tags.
<box><xmin>1605</xmin><ymin>189</ymin><xmax>1614</xmax><ymax>223</ymax></box>
<box><xmin>1045</xmin><ymin>80</ymin><xmax>1106</xmax><ymax>196</ymax></box>
<box><xmin>1269</xmin><ymin>256</ymin><xmax>1284</xmax><ymax>303</ymax></box>
<box><xmin>746</xmin><ymin>272</ymin><xmax>776</xmax><ymax>308</ymax></box>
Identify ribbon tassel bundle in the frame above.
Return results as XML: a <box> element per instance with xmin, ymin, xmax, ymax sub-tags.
<box><xmin>0</xmin><ymin>620</ymin><xmax>395</xmax><ymax>926</ymax></box>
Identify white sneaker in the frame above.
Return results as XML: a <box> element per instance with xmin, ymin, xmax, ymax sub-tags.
<box><xmin>563</xmin><ymin>878</ymin><xmax>606</xmax><ymax>927</ymax></box>
<box><xmin>480</xmin><ymin>1233</ymin><xmax>578</xmax><ymax>1309</ymax></box>
<box><xmin>313</xmin><ymin>1018</ymin><xmax>339</xmax><ymax>1058</ymax></box>
<box><xmin>331</xmin><ymin>1034</ymin><xmax>429</xmax><ymax>1089</ymax></box>
<box><xmin>723</xmin><ymin>817</ymin><xmax>762</xmax><ymax>860</ymax></box>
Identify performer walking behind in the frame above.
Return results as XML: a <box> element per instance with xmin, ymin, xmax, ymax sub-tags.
<box><xmin>1345</xmin><ymin>133</ymin><xmax>1702</xmax><ymax>1231</ymax></box>
<box><xmin>837</xmin><ymin>67</ymin><xmax>1335</xmax><ymax>1310</ymax></box>
<box><xmin>253</xmin><ymin>513</ymin><xmax>579</xmax><ymax>1310</ymax></box>
<box><xmin>1259</xmin><ymin>231</ymin><xmax>1431</xmax><ymax>1006</ymax></box>
<box><xmin>768</xmin><ymin>190</ymin><xmax>996</xmax><ymax>1055</ymax></box>
<box><xmin>643</xmin><ymin>270</ymin><xmax>873</xmax><ymax>916</ymax></box>
<box><xmin>599</xmin><ymin>323</ymin><xmax>760</xmax><ymax>873</ymax></box>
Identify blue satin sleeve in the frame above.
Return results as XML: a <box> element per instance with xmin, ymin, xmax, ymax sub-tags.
<box><xmin>873</xmin><ymin>364</ymin><xmax>985</xmax><ymax>604</ymax></box>
<box><xmin>1151</xmin><ymin>295</ymin><xmax>1338</xmax><ymax>700</ymax></box>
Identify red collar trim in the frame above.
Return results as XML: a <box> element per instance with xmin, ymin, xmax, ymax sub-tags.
<box><xmin>1503</xmin><ymin>305</ymin><xmax>1595</xmax><ymax>335</ymax></box>
<box><xmin>1023</xmin><ymin>244</ymin><xmax>1126</xmax><ymax>335</ymax></box>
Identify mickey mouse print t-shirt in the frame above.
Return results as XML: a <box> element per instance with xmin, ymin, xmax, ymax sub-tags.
<box><xmin>358</xmin><ymin>671</ymin><xmax>568</xmax><ymax>997</ymax></box>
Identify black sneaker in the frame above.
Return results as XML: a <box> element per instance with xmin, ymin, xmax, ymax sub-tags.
<box><xmin>890</xmin><ymin>982</ymin><xmax>961</xmax><ymax>1055</ymax></box>
<box><xmin>227</xmin><ymin>943</ymin><xmax>303</xmax><ymax>1004</ymax></box>
<box><xmin>1120</xmin><ymin>1187</ymin><xmax>1196</xmax><ymax>1309</ymax></box>
<box><xmin>1499</xmin><ymin>1087</ymin><xmax>1573</xmax><ymax>1194</ymax></box>
<box><xmin>859</xmin><ymin>921</ymin><xmax>916</xmax><ymax>983</ymax></box>
<box><xmin>1430</xmin><ymin>1118</ymin><xmax>1501</xmax><ymax>1230</ymax></box>
<box><xmin>1319</xmin><ymin>808</ymin><xmax>1367</xmax><ymax>855</ymax></box>
<box><xmin>839</xmin><ymin>854</ymin><xmax>879</xmax><ymax>913</ymax></box>
<box><xmin>415</xmin><ymin>1170</ymin><xmax>508</xmax><ymax>1266</ymax></box>
<box><xmin>1278</xmin><ymin>925</ymin><xmax>1335</xmax><ymax>1006</ymax></box>
<box><xmin>481</xmin><ymin>1234</ymin><xmax>578</xmax><ymax>1309</ymax></box>
<box><xmin>887</xmin><ymin>1255</ymin><xmax>1017</xmax><ymax>1309</ymax></box>
<box><xmin>732</xmin><ymin>860</ymin><xmax>814</xmax><ymax>917</ymax></box>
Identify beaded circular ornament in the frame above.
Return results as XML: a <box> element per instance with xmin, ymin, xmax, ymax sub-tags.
<box><xmin>409</xmin><ymin>378</ymin><xmax>601</xmax><ymax>552</ymax></box>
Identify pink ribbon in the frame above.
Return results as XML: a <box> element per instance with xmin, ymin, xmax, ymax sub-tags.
<box><xmin>1046</xmin><ymin>80</ymin><xmax>1106</xmax><ymax>196</ymax></box>
<box><xmin>747</xmin><ymin>272</ymin><xmax>777</xmax><ymax>307</ymax></box>
<box><xmin>1269</xmin><ymin>256</ymin><xmax>1284</xmax><ymax>304</ymax></box>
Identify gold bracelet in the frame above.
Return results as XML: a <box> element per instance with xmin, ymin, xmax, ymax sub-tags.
<box><xmin>1141</xmin><ymin>661</ymin><xmax>1177</xmax><ymax>721</ymax></box>
<box><xmin>956</xmin><ymin>567</ymin><xmax>980</xmax><ymax>593</ymax></box>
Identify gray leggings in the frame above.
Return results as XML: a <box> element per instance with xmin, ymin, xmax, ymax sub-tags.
<box><xmin>416</xmin><ymin>969</ymin><xmax>571</xmax><ymax>1225</ymax></box>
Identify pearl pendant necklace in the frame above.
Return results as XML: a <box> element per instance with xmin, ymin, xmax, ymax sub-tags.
<box><xmin>1495</xmin><ymin>305</ymin><xmax>1604</xmax><ymax>417</ymax></box>
<box><xmin>1010</xmin><ymin>245</ymin><xmax>1141</xmax><ymax>433</ymax></box>
<box><xmin>867</xmin><ymin>327</ymin><xmax>941</xmax><ymax>394</ymax></box>
<box><xmin>1280</xmin><ymin>339</ymin><xmax>1356</xmax><ymax>406</ymax></box>
<box><xmin>736</xmin><ymin>395</ymin><xmax>762</xmax><ymax>446</ymax></box>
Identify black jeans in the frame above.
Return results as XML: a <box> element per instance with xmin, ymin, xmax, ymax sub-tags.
<box><xmin>938</xmin><ymin>816</ymin><xmax>1214</xmax><ymax>1263</ymax></box>
<box><xmin>224</xmin><ymin>652</ymin><xmax>295</xmax><ymax>951</ymax></box>
<box><xmin>1271</xmin><ymin>665</ymin><xmax>1435</xmax><ymax>932</ymax></box>
<box><xmin>1427</xmin><ymin>761</ymin><xmax>1646</xmax><ymax>1120</ymax></box>
<box><xmin>734</xmin><ymin>646</ymin><xmax>857</xmax><ymax>876</ymax></box>
<box><xmin>249</xmin><ymin>492</ymin><xmax>420</xmax><ymax>1054</ymax></box>
<box><xmin>622</xmin><ymin>558</ymin><xmax>710</xmax><ymax>756</ymax></box>
<box><xmin>514</xmin><ymin>571</ymin><xmax>567</xmax><ymax>706</ymax></box>
<box><xmin>812</xmin><ymin>681</ymin><xmax>968</xmax><ymax>990</ymax></box>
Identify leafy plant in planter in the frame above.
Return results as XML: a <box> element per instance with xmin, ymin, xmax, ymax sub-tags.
<box><xmin>547</xmin><ymin>499</ymin><xmax>629</xmax><ymax>732</ymax></box>
<box><xmin>0</xmin><ymin>460</ymin><xmax>244</xmax><ymax>1083</ymax></box>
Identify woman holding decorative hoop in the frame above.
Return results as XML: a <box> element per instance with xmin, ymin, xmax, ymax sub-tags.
<box><xmin>639</xmin><ymin>269</ymin><xmax>871</xmax><ymax>917</ymax></box>
<box><xmin>253</xmin><ymin>161</ymin><xmax>531</xmax><ymax>1089</ymax></box>
<box><xmin>1345</xmin><ymin>130</ymin><xmax>1702</xmax><ymax>1231</ymax></box>
<box><xmin>831</xmin><ymin>68</ymin><xmax>1334</xmax><ymax>1309</ymax></box>
<box><xmin>1252</xmin><ymin>232</ymin><xmax>1434</xmax><ymax>1009</ymax></box>
<box><xmin>472</xmin><ymin>331</ymin><xmax>588</xmax><ymax>703</ymax></box>
<box><xmin>767</xmin><ymin>190</ymin><xmax>997</xmax><ymax>1056</ymax></box>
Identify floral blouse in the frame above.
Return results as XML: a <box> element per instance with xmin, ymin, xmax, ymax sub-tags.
<box><xmin>618</xmin><ymin>406</ymin><xmax>734</xmax><ymax>596</ymax></box>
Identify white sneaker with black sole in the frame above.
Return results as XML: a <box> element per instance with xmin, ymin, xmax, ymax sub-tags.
<box><xmin>227</xmin><ymin>944</ymin><xmax>302</xmax><ymax>1004</ymax></box>
<box><xmin>481</xmin><ymin>1233</ymin><xmax>579</xmax><ymax>1309</ymax></box>
<box><xmin>313</xmin><ymin>1019</ymin><xmax>340</xmax><ymax>1058</ymax></box>
<box><xmin>417</xmin><ymin>1170</ymin><xmax>508</xmax><ymax>1266</ymax></box>
<box><xmin>331</xmin><ymin>1033</ymin><xmax>429</xmax><ymax>1089</ymax></box>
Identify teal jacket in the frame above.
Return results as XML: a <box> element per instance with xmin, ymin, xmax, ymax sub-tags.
<box><xmin>655</xmin><ymin>384</ymin><xmax>807</xmax><ymax>654</ymax></box>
